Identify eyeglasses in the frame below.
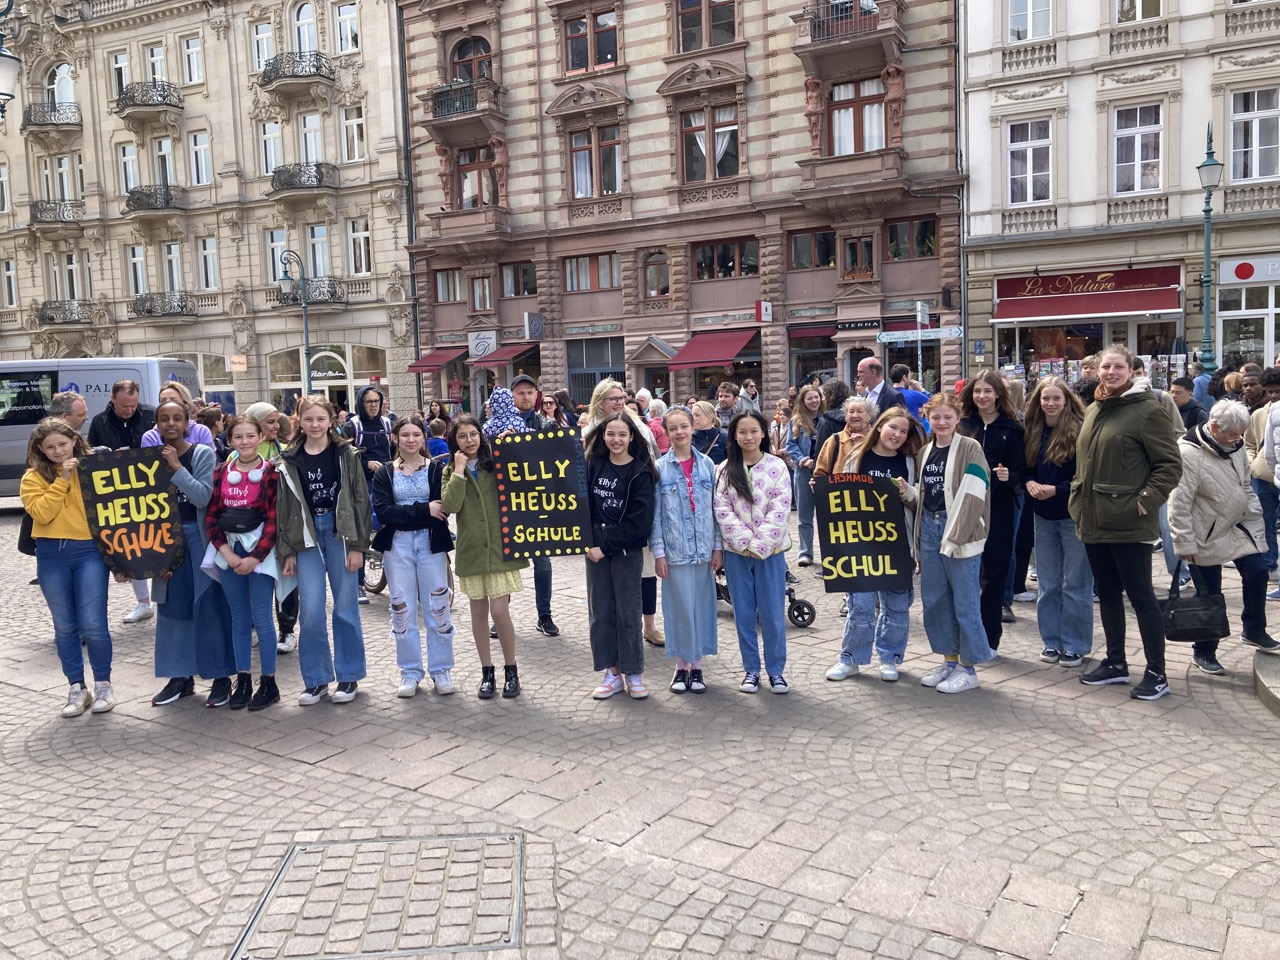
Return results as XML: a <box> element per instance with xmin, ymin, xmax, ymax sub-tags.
<box><xmin>606</xmin><ymin>395</ymin><xmax>626</xmax><ymax>403</ymax></box>
<box><xmin>542</xmin><ymin>399</ymin><xmax>556</xmax><ymax>406</ymax></box>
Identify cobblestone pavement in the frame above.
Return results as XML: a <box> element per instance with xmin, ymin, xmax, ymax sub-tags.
<box><xmin>1</xmin><ymin>502</ymin><xmax>1278</xmax><ymax>960</ymax></box>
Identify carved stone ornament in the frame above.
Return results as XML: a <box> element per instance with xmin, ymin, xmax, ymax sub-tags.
<box><xmin>656</xmin><ymin>60</ymin><xmax>750</xmax><ymax>100</ymax></box>
<box><xmin>229</xmin><ymin>281</ymin><xmax>248</xmax><ymax>317</ymax></box>
<box><xmin>1220</xmin><ymin>50</ymin><xmax>1280</xmax><ymax>69</ymax></box>
<box><xmin>997</xmin><ymin>82</ymin><xmax>1065</xmax><ymax>103</ymax></box>
<box><xmin>30</xmin><ymin>331</ymin><xmax>58</xmax><ymax>359</ymax></box>
<box><xmin>388</xmin><ymin>306</ymin><xmax>413</xmax><ymax>347</ymax></box>
<box><xmin>1101</xmin><ymin>64</ymin><xmax>1175</xmax><ymax>85</ymax></box>
<box><xmin>386</xmin><ymin>265</ymin><xmax>405</xmax><ymax>302</ymax></box>
<box><xmin>336</xmin><ymin>57</ymin><xmax>365</xmax><ymax>107</ymax></box>
<box><xmin>232</xmin><ymin>314</ymin><xmax>257</xmax><ymax>352</ymax></box>
<box><xmin>377</xmin><ymin>187</ymin><xmax>405</xmax><ymax>222</ymax></box>
<box><xmin>92</xmin><ymin>293</ymin><xmax>111</xmax><ymax>327</ymax></box>
<box><xmin>546</xmin><ymin>80</ymin><xmax>632</xmax><ymax>120</ymax></box>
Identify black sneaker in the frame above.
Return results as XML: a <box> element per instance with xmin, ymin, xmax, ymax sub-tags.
<box><xmin>740</xmin><ymin>671</ymin><xmax>760</xmax><ymax>693</ymax></box>
<box><xmin>768</xmin><ymin>674</ymin><xmax>790</xmax><ymax>695</ymax></box>
<box><xmin>502</xmin><ymin>665</ymin><xmax>521</xmax><ymax>698</ymax></box>
<box><xmin>1058</xmin><ymin>652</ymin><xmax>1084</xmax><ymax>668</ymax></box>
<box><xmin>1193</xmin><ymin>653</ymin><xmax>1226</xmax><ymax>676</ymax></box>
<box><xmin>247</xmin><ymin>676</ymin><xmax>280</xmax><ymax>711</ymax></box>
<box><xmin>1080</xmin><ymin>660</ymin><xmax>1130</xmax><ymax>686</ymax></box>
<box><xmin>205</xmin><ymin>677</ymin><xmax>232</xmax><ymax>708</ymax></box>
<box><xmin>478</xmin><ymin>666</ymin><xmax>496</xmax><ymax>700</ymax></box>
<box><xmin>332</xmin><ymin>681</ymin><xmax>358</xmax><ymax>704</ymax></box>
<box><xmin>536</xmin><ymin>616</ymin><xmax>560</xmax><ymax>637</ymax></box>
<box><xmin>1130</xmin><ymin>669</ymin><xmax>1170</xmax><ymax>700</ymax></box>
<box><xmin>1242</xmin><ymin>633</ymin><xmax>1280</xmax><ymax>653</ymax></box>
<box><xmin>688</xmin><ymin>669</ymin><xmax>706</xmax><ymax>693</ymax></box>
<box><xmin>670</xmin><ymin>669</ymin><xmax>689</xmax><ymax>694</ymax></box>
<box><xmin>1001</xmin><ymin>605</ymin><xmax>1016</xmax><ymax>623</ymax></box>
<box><xmin>489</xmin><ymin>625</ymin><xmax>498</xmax><ymax>640</ymax></box>
<box><xmin>153</xmin><ymin>676</ymin><xmax>195</xmax><ymax>706</ymax></box>
<box><xmin>1039</xmin><ymin>648</ymin><xmax>1060</xmax><ymax>664</ymax></box>
<box><xmin>228</xmin><ymin>672</ymin><xmax>253</xmax><ymax>710</ymax></box>
<box><xmin>785</xmin><ymin>569</ymin><xmax>800</xmax><ymax>585</ymax></box>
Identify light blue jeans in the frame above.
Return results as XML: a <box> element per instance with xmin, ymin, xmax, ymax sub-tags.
<box><xmin>841</xmin><ymin>588</ymin><xmax>914</xmax><ymax>665</ymax></box>
<box><xmin>918</xmin><ymin>510</ymin><xmax>993</xmax><ymax>665</ymax></box>
<box><xmin>794</xmin><ymin>465</ymin><xmax>815</xmax><ymax>560</ymax></box>
<box><xmin>383</xmin><ymin>529</ymin><xmax>455</xmax><ymax>682</ymax></box>
<box><xmin>295</xmin><ymin>512</ymin><xmax>367</xmax><ymax>688</ymax></box>
<box><xmin>36</xmin><ymin>538</ymin><xmax>112</xmax><ymax>685</ymax></box>
<box><xmin>1033</xmin><ymin>514</ymin><xmax>1094</xmax><ymax>657</ymax></box>
<box><xmin>220</xmin><ymin>542</ymin><xmax>279</xmax><ymax>676</ymax></box>
<box><xmin>724</xmin><ymin>550</ymin><xmax>788</xmax><ymax>677</ymax></box>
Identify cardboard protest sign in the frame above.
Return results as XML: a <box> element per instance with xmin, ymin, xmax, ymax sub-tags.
<box><xmin>813</xmin><ymin>473</ymin><xmax>913</xmax><ymax>593</ymax></box>
<box><xmin>78</xmin><ymin>447</ymin><xmax>186</xmax><ymax>579</ymax></box>
<box><xmin>493</xmin><ymin>428</ymin><xmax>591</xmax><ymax>560</ymax></box>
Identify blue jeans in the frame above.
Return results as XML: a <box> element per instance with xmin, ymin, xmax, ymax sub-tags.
<box><xmin>841</xmin><ymin>588</ymin><xmax>913</xmax><ymax>665</ymax></box>
<box><xmin>220</xmin><ymin>543</ymin><xmax>278</xmax><ymax>675</ymax></box>
<box><xmin>1003</xmin><ymin>491</ymin><xmax>1025</xmax><ymax>605</ymax></box>
<box><xmin>36</xmin><ymin>538</ymin><xmax>112</xmax><ymax>685</ymax></box>
<box><xmin>1033</xmin><ymin>514</ymin><xmax>1094</xmax><ymax>657</ymax></box>
<box><xmin>1252</xmin><ymin>478</ymin><xmax>1279</xmax><ymax>570</ymax></box>
<box><xmin>533</xmin><ymin>555</ymin><xmax>552</xmax><ymax>618</ymax></box>
<box><xmin>723</xmin><ymin>550</ymin><xmax>788</xmax><ymax>676</ymax></box>
<box><xmin>384</xmin><ymin>530</ymin><xmax>454</xmax><ymax>682</ymax></box>
<box><xmin>794</xmin><ymin>466</ymin><xmax>815</xmax><ymax>560</ymax></box>
<box><xmin>1190</xmin><ymin>551</ymin><xmax>1269</xmax><ymax>650</ymax></box>
<box><xmin>295</xmin><ymin>512</ymin><xmax>367</xmax><ymax>688</ymax></box>
<box><xmin>918</xmin><ymin>510</ymin><xmax>993</xmax><ymax>665</ymax></box>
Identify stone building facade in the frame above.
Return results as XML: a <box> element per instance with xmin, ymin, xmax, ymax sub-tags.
<box><xmin>400</xmin><ymin>0</ymin><xmax>964</xmax><ymax>411</ymax></box>
<box><xmin>963</xmin><ymin>0</ymin><xmax>1280</xmax><ymax>384</ymax></box>
<box><xmin>0</xmin><ymin>0</ymin><xmax>412</xmax><ymax>413</ymax></box>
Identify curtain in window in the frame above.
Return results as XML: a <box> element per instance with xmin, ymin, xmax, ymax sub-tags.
<box><xmin>688</xmin><ymin>110</ymin><xmax>707</xmax><ymax>158</ymax></box>
<box><xmin>714</xmin><ymin>106</ymin><xmax>736</xmax><ymax>163</ymax></box>
<box><xmin>862</xmin><ymin>102</ymin><xmax>885</xmax><ymax>151</ymax></box>
<box><xmin>831</xmin><ymin>106</ymin><xmax>855</xmax><ymax>156</ymax></box>
<box><xmin>573</xmin><ymin>149</ymin><xmax>593</xmax><ymax>199</ymax></box>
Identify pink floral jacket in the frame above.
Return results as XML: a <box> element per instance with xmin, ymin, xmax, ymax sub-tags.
<box><xmin>713</xmin><ymin>453</ymin><xmax>793</xmax><ymax>558</ymax></box>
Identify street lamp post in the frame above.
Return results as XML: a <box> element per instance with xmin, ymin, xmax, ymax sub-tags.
<box><xmin>278</xmin><ymin>249</ymin><xmax>312</xmax><ymax>395</ymax></box>
<box><xmin>1197</xmin><ymin>122</ymin><xmax>1225</xmax><ymax>376</ymax></box>
<box><xmin>0</xmin><ymin>0</ymin><xmax>22</xmax><ymax>118</ymax></box>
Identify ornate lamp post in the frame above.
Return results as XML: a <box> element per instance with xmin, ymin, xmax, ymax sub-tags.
<box><xmin>278</xmin><ymin>249</ymin><xmax>312</xmax><ymax>395</ymax></box>
<box><xmin>1197</xmin><ymin>123</ymin><xmax>1225</xmax><ymax>375</ymax></box>
<box><xmin>0</xmin><ymin>1</ymin><xmax>22</xmax><ymax>119</ymax></box>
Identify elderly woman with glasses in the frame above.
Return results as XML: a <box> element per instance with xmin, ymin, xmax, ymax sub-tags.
<box><xmin>1169</xmin><ymin>398</ymin><xmax>1280</xmax><ymax>675</ymax></box>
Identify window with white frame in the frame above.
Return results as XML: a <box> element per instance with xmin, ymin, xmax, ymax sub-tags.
<box><xmin>471</xmin><ymin>276</ymin><xmax>493</xmax><ymax>311</ymax></box>
<box><xmin>341</xmin><ymin>107</ymin><xmax>366</xmax><ymax>162</ymax></box>
<box><xmin>570</xmin><ymin>125</ymin><xmax>621</xmax><ymax>199</ymax></box>
<box><xmin>681</xmin><ymin>105</ymin><xmax>739</xmax><ymax>183</ymax></box>
<box><xmin>1008</xmin><ymin>118</ymin><xmax>1051</xmax><ymax>205</ymax></box>
<box><xmin>45</xmin><ymin>251</ymin><xmax>87</xmax><ymax>300</ymax></box>
<box><xmin>197</xmin><ymin>236</ymin><xmax>219</xmax><ymax>290</ymax></box>
<box><xmin>153</xmin><ymin>137</ymin><xmax>175</xmax><ymax>185</ymax></box>
<box><xmin>1117</xmin><ymin>0</ymin><xmax>1160</xmax><ymax>24</ymax></box>
<box><xmin>252</xmin><ymin>22</ymin><xmax>275</xmax><ymax>72</ymax></box>
<box><xmin>1009</xmin><ymin>0</ymin><xmax>1050</xmax><ymax>42</ymax></box>
<box><xmin>126</xmin><ymin>244</ymin><xmax>148</xmax><ymax>296</ymax></box>
<box><xmin>306</xmin><ymin>223</ymin><xmax>330</xmax><ymax>275</ymax></box>
<box><xmin>501</xmin><ymin>262</ymin><xmax>538</xmax><ymax>297</ymax></box>
<box><xmin>299</xmin><ymin>112</ymin><xmax>323</xmax><ymax>163</ymax></box>
<box><xmin>0</xmin><ymin>259</ymin><xmax>16</xmax><ymax>308</ymax></box>
<box><xmin>295</xmin><ymin>2</ymin><xmax>318</xmax><ymax>52</ymax></box>
<box><xmin>266</xmin><ymin>228</ymin><xmax>286</xmax><ymax>282</ymax></box>
<box><xmin>146</xmin><ymin>44</ymin><xmax>166</xmax><ymax>81</ymax></box>
<box><xmin>564</xmin><ymin>253</ymin><xmax>621</xmax><ymax>291</ymax></box>
<box><xmin>182</xmin><ymin>37</ymin><xmax>203</xmax><ymax>84</ymax></box>
<box><xmin>829</xmin><ymin>79</ymin><xmax>884</xmax><ymax>156</ymax></box>
<box><xmin>1114</xmin><ymin>104</ymin><xmax>1162</xmax><ymax>194</ymax></box>
<box><xmin>1231</xmin><ymin>87</ymin><xmax>1280</xmax><ymax>182</ymax></box>
<box><xmin>189</xmin><ymin>132</ymin><xmax>211</xmax><ymax>186</ymax></box>
<box><xmin>161</xmin><ymin>242</ymin><xmax>182</xmax><ymax>292</ymax></box>
<box><xmin>40</xmin><ymin>154</ymin><xmax>80</xmax><ymax>202</ymax></box>
<box><xmin>260</xmin><ymin>121</ymin><xmax>283</xmax><ymax>175</ymax></box>
<box><xmin>347</xmin><ymin>217</ymin><xmax>371</xmax><ymax>275</ymax></box>
<box><xmin>435</xmin><ymin>268</ymin><xmax>464</xmax><ymax>302</ymax></box>
<box><xmin>118</xmin><ymin>143</ymin><xmax>139</xmax><ymax>193</ymax></box>
<box><xmin>0</xmin><ymin>165</ymin><xmax>9</xmax><ymax>213</ymax></box>
<box><xmin>109</xmin><ymin>51</ymin><xmax>131</xmax><ymax>97</ymax></box>
<box><xmin>334</xmin><ymin>2</ymin><xmax>359</xmax><ymax>53</ymax></box>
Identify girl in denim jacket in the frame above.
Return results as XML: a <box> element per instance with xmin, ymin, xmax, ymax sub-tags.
<box><xmin>713</xmin><ymin>411</ymin><xmax>793</xmax><ymax>694</ymax></box>
<box><xmin>651</xmin><ymin>406</ymin><xmax>722</xmax><ymax>693</ymax></box>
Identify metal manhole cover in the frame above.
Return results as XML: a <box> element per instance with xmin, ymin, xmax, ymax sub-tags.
<box><xmin>229</xmin><ymin>833</ymin><xmax>524</xmax><ymax>959</ymax></box>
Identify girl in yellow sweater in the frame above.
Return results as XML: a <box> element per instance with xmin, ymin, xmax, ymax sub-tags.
<box><xmin>20</xmin><ymin>418</ymin><xmax>115</xmax><ymax>717</ymax></box>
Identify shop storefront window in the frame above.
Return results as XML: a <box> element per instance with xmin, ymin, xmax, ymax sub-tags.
<box><xmin>790</xmin><ymin>334</ymin><xmax>837</xmax><ymax>387</ymax></box>
<box><xmin>996</xmin><ymin>323</ymin><xmax>1104</xmax><ymax>382</ymax></box>
<box><xmin>1221</xmin><ymin>314</ymin><xmax>1266</xmax><ymax>369</ymax></box>
<box><xmin>884</xmin><ymin>342</ymin><xmax>940</xmax><ymax>393</ymax></box>
<box><xmin>268</xmin><ymin>344</ymin><xmax>389</xmax><ymax>415</ymax></box>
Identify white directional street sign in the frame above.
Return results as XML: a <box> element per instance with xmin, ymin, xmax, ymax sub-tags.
<box><xmin>876</xmin><ymin>326</ymin><xmax>964</xmax><ymax>343</ymax></box>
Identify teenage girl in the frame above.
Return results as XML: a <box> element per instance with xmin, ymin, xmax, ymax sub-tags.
<box><xmin>713</xmin><ymin>411</ymin><xmax>793</xmax><ymax>694</ymax></box>
<box><xmin>371</xmin><ymin>417</ymin><xmax>457</xmax><ymax>698</ymax></box>
<box><xmin>276</xmin><ymin>395</ymin><xmax>372</xmax><ymax>706</ymax></box>
<box><xmin>584</xmin><ymin>412</ymin><xmax>657</xmax><ymax>700</ymax></box>
<box><xmin>651</xmin><ymin>405</ymin><xmax>721</xmax><ymax>694</ymax></box>
<box><xmin>825</xmin><ymin>406</ymin><xmax>922</xmax><ymax>684</ymax></box>
<box><xmin>140</xmin><ymin>381</ymin><xmax>216</xmax><ymax>450</ymax></box>
<box><xmin>441</xmin><ymin>414</ymin><xmax>527</xmax><ymax>699</ymax></box>
<box><xmin>915</xmin><ymin>394</ymin><xmax>993</xmax><ymax>694</ymax></box>
<box><xmin>150</xmin><ymin>400</ymin><xmax>232</xmax><ymax>707</ymax></box>
<box><xmin>786</xmin><ymin>385</ymin><xmax>823</xmax><ymax>566</ymax></box>
<box><xmin>245</xmin><ymin>401</ymin><xmax>295</xmax><ymax>654</ymax></box>
<box><xmin>21</xmin><ymin>418</ymin><xmax>115</xmax><ymax>717</ymax></box>
<box><xmin>205</xmin><ymin>415</ymin><xmax>284</xmax><ymax>710</ymax></box>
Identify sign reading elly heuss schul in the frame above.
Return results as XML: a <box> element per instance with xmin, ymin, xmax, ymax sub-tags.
<box><xmin>813</xmin><ymin>474</ymin><xmax>912</xmax><ymax>593</ymax></box>
<box><xmin>78</xmin><ymin>447</ymin><xmax>186</xmax><ymax>579</ymax></box>
<box><xmin>493</xmin><ymin>429</ymin><xmax>591</xmax><ymax>560</ymax></box>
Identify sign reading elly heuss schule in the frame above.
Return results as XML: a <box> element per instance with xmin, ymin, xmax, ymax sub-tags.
<box><xmin>78</xmin><ymin>447</ymin><xmax>186</xmax><ymax>579</ymax></box>
<box><xmin>493</xmin><ymin>428</ymin><xmax>592</xmax><ymax>560</ymax></box>
<box><xmin>813</xmin><ymin>474</ymin><xmax>913</xmax><ymax>593</ymax></box>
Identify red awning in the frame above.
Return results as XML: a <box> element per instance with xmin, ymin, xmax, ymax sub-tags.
<box><xmin>464</xmin><ymin>343</ymin><xmax>536</xmax><ymax>366</ymax></box>
<box><xmin>667</xmin><ymin>328</ymin><xmax>758</xmax><ymax>370</ymax></box>
<box><xmin>992</xmin><ymin>287</ymin><xmax>1182</xmax><ymax>324</ymax></box>
<box><xmin>406</xmin><ymin>346</ymin><xmax>468</xmax><ymax>374</ymax></box>
<box><xmin>788</xmin><ymin>324</ymin><xmax>837</xmax><ymax>339</ymax></box>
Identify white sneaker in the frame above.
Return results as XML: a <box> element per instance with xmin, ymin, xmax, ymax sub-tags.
<box><xmin>91</xmin><ymin>682</ymin><xmax>115</xmax><ymax>713</ymax></box>
<box><xmin>879</xmin><ymin>660</ymin><xmax>899</xmax><ymax>682</ymax></box>
<box><xmin>277</xmin><ymin>632</ymin><xmax>297</xmax><ymax>654</ymax></box>
<box><xmin>937</xmin><ymin>668</ymin><xmax>980</xmax><ymax>694</ymax></box>
<box><xmin>624</xmin><ymin>674</ymin><xmax>650</xmax><ymax>699</ymax></box>
<box><xmin>825</xmin><ymin>662</ymin><xmax>858</xmax><ymax>681</ymax></box>
<box><xmin>592</xmin><ymin>671</ymin><xmax>624</xmax><ymax>699</ymax></box>
<box><xmin>921</xmin><ymin>662</ymin><xmax>957</xmax><ymax>688</ymax></box>
<box><xmin>397</xmin><ymin>679</ymin><xmax>419</xmax><ymax>698</ymax></box>
<box><xmin>62</xmin><ymin>683</ymin><xmax>92</xmax><ymax>718</ymax></box>
<box><xmin>431</xmin><ymin>671</ymin><xmax>456</xmax><ymax>696</ymax></box>
<box><xmin>123</xmin><ymin>602</ymin><xmax>154</xmax><ymax>624</ymax></box>
<box><xmin>1012</xmin><ymin>591</ymin><xmax>1037</xmax><ymax>603</ymax></box>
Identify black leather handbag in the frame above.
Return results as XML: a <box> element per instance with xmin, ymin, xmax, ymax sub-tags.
<box><xmin>1159</xmin><ymin>562</ymin><xmax>1230</xmax><ymax>643</ymax></box>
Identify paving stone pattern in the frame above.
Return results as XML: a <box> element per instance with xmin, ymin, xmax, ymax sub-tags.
<box><xmin>1</xmin><ymin>505</ymin><xmax>1278</xmax><ymax>959</ymax></box>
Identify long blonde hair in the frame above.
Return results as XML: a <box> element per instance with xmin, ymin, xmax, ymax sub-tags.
<box><xmin>791</xmin><ymin>384</ymin><xmax>821</xmax><ymax>438</ymax></box>
<box><xmin>287</xmin><ymin>395</ymin><xmax>351</xmax><ymax>450</ymax></box>
<box><xmin>1024</xmin><ymin>376</ymin><xmax>1084</xmax><ymax>467</ymax></box>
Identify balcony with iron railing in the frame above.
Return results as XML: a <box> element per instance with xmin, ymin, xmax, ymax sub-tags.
<box><xmin>268</xmin><ymin>163</ymin><xmax>340</xmax><ymax>195</ymax></box>
<box><xmin>113</xmin><ymin>81</ymin><xmax>183</xmax><ymax>121</ymax></box>
<box><xmin>129</xmin><ymin>291</ymin><xmax>198</xmax><ymax>320</ymax></box>
<box><xmin>274</xmin><ymin>276</ymin><xmax>348</xmax><ymax>309</ymax></box>
<box><xmin>791</xmin><ymin>0</ymin><xmax>904</xmax><ymax>75</ymax></box>
<box><xmin>38</xmin><ymin>300</ymin><xmax>94</xmax><ymax>326</ymax></box>
<box><xmin>421</xmin><ymin>79</ymin><xmax>507</xmax><ymax>141</ymax></box>
<box><xmin>258</xmin><ymin>52</ymin><xmax>336</xmax><ymax>95</ymax></box>
<box><xmin>21</xmin><ymin>101</ymin><xmax>82</xmax><ymax>131</ymax></box>
<box><xmin>29</xmin><ymin>200</ymin><xmax>86</xmax><ymax>238</ymax></box>
<box><xmin>124</xmin><ymin>185</ymin><xmax>187</xmax><ymax>215</ymax></box>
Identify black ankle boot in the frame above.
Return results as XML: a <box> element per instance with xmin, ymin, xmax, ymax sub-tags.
<box><xmin>229</xmin><ymin>672</ymin><xmax>252</xmax><ymax>710</ymax></box>
<box><xmin>478</xmin><ymin>665</ymin><xmax>496</xmax><ymax>700</ymax></box>
<box><xmin>247</xmin><ymin>675</ymin><xmax>280</xmax><ymax>711</ymax></box>
<box><xmin>502</xmin><ymin>664</ymin><xmax>520</xmax><ymax>699</ymax></box>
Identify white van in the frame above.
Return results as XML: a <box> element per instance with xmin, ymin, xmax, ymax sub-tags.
<box><xmin>0</xmin><ymin>357</ymin><xmax>201</xmax><ymax>496</ymax></box>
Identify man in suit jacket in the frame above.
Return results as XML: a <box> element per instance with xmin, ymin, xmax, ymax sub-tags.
<box><xmin>856</xmin><ymin>357</ymin><xmax>902</xmax><ymax>417</ymax></box>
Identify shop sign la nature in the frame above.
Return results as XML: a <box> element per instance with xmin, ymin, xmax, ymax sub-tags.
<box><xmin>996</xmin><ymin>265</ymin><xmax>1181</xmax><ymax>300</ymax></box>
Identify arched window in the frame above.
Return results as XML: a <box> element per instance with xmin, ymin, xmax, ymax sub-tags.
<box><xmin>644</xmin><ymin>252</ymin><xmax>669</xmax><ymax>298</ymax></box>
<box><xmin>45</xmin><ymin>64</ymin><xmax>74</xmax><ymax>104</ymax></box>
<box><xmin>452</xmin><ymin>37</ymin><xmax>492</xmax><ymax>82</ymax></box>
<box><xmin>294</xmin><ymin>3</ymin><xmax>318</xmax><ymax>52</ymax></box>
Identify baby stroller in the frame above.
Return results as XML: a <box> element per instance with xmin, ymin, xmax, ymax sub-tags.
<box><xmin>715</xmin><ymin>567</ymin><xmax>816</xmax><ymax>628</ymax></box>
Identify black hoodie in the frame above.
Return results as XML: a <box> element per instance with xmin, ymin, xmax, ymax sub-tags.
<box><xmin>959</xmin><ymin>411</ymin><xmax>1025</xmax><ymax>503</ymax></box>
<box><xmin>342</xmin><ymin>385</ymin><xmax>394</xmax><ymax>477</ymax></box>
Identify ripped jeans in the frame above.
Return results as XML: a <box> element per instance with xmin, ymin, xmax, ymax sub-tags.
<box><xmin>383</xmin><ymin>530</ymin><xmax>455</xmax><ymax>682</ymax></box>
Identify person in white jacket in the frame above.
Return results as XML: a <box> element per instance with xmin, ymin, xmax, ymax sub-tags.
<box><xmin>1170</xmin><ymin>399</ymin><xmax>1280</xmax><ymax>675</ymax></box>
